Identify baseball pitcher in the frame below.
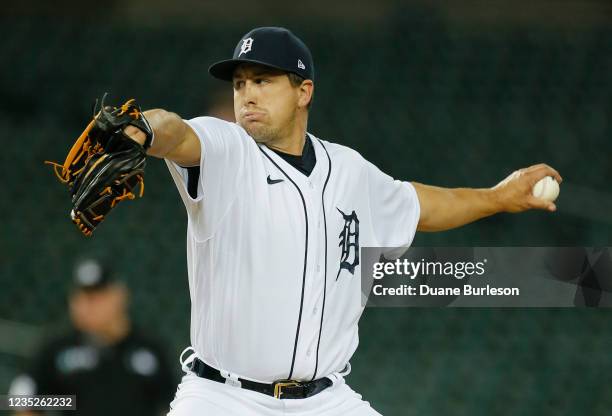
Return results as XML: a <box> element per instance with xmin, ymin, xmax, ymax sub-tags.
<box><xmin>52</xmin><ymin>27</ymin><xmax>562</xmax><ymax>415</ymax></box>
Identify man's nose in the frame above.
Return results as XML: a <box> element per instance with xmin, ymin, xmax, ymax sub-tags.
<box><xmin>243</xmin><ymin>80</ymin><xmax>258</xmax><ymax>105</ymax></box>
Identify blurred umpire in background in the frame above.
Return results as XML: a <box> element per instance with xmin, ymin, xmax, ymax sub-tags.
<box><xmin>8</xmin><ymin>258</ymin><xmax>175</xmax><ymax>415</ymax></box>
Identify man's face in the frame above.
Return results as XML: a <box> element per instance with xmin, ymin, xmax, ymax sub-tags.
<box><xmin>233</xmin><ymin>63</ymin><xmax>300</xmax><ymax>144</ymax></box>
<box><xmin>69</xmin><ymin>284</ymin><xmax>126</xmax><ymax>335</ymax></box>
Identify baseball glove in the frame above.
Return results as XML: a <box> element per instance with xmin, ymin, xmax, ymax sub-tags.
<box><xmin>47</xmin><ymin>94</ymin><xmax>153</xmax><ymax>236</ymax></box>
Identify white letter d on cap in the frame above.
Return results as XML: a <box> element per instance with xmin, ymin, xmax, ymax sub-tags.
<box><xmin>239</xmin><ymin>38</ymin><xmax>254</xmax><ymax>56</ymax></box>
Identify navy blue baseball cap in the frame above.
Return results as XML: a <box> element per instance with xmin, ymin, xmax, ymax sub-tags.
<box><xmin>209</xmin><ymin>27</ymin><xmax>314</xmax><ymax>82</ymax></box>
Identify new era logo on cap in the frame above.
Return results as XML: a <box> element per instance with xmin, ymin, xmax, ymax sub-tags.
<box><xmin>297</xmin><ymin>59</ymin><xmax>305</xmax><ymax>70</ymax></box>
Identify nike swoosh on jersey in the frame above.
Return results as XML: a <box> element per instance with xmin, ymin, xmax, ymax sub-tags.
<box><xmin>267</xmin><ymin>175</ymin><xmax>284</xmax><ymax>185</ymax></box>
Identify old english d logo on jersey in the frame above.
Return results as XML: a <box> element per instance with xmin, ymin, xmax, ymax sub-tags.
<box><xmin>239</xmin><ymin>37</ymin><xmax>254</xmax><ymax>56</ymax></box>
<box><xmin>336</xmin><ymin>208</ymin><xmax>360</xmax><ymax>280</ymax></box>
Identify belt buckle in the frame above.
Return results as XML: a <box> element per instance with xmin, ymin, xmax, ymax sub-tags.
<box><xmin>273</xmin><ymin>380</ymin><xmax>302</xmax><ymax>399</ymax></box>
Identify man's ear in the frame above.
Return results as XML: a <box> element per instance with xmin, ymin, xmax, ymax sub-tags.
<box><xmin>298</xmin><ymin>80</ymin><xmax>314</xmax><ymax>108</ymax></box>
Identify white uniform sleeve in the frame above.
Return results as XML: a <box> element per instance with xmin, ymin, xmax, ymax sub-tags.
<box><xmin>365</xmin><ymin>159</ymin><xmax>420</xmax><ymax>253</ymax></box>
<box><xmin>165</xmin><ymin>116</ymin><xmax>249</xmax><ymax>241</ymax></box>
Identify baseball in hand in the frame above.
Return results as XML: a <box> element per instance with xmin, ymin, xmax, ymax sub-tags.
<box><xmin>532</xmin><ymin>176</ymin><xmax>560</xmax><ymax>202</ymax></box>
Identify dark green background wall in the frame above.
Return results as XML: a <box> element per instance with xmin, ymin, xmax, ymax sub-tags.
<box><xmin>1</xmin><ymin>7</ymin><xmax>611</xmax><ymax>415</ymax></box>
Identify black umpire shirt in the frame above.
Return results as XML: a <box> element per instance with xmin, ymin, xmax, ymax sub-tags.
<box><xmin>13</xmin><ymin>328</ymin><xmax>175</xmax><ymax>416</ymax></box>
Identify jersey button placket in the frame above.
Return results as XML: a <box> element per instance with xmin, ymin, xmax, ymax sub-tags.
<box><xmin>297</xmin><ymin>177</ymin><xmax>326</xmax><ymax>374</ymax></box>
<box><xmin>295</xmin><ymin>183</ymin><xmax>320</xmax><ymax>373</ymax></box>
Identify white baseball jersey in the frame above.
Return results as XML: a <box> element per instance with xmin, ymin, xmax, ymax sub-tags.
<box><xmin>165</xmin><ymin>117</ymin><xmax>420</xmax><ymax>383</ymax></box>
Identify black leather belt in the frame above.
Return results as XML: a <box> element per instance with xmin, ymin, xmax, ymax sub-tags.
<box><xmin>189</xmin><ymin>358</ymin><xmax>333</xmax><ymax>399</ymax></box>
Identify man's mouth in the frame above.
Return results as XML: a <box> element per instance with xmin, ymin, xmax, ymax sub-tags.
<box><xmin>242</xmin><ymin>111</ymin><xmax>265</xmax><ymax>122</ymax></box>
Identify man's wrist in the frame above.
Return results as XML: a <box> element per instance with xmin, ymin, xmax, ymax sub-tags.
<box><xmin>485</xmin><ymin>187</ymin><xmax>505</xmax><ymax>215</ymax></box>
<box><xmin>123</xmin><ymin>125</ymin><xmax>148</xmax><ymax>146</ymax></box>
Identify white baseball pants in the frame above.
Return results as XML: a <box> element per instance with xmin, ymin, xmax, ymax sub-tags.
<box><xmin>166</xmin><ymin>347</ymin><xmax>381</xmax><ymax>415</ymax></box>
<box><xmin>166</xmin><ymin>373</ymin><xmax>382</xmax><ymax>416</ymax></box>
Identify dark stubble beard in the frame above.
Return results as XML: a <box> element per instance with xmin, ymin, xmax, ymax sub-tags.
<box><xmin>242</xmin><ymin>122</ymin><xmax>282</xmax><ymax>144</ymax></box>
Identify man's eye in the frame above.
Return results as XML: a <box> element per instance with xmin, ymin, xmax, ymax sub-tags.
<box><xmin>234</xmin><ymin>81</ymin><xmax>244</xmax><ymax>89</ymax></box>
<box><xmin>255</xmin><ymin>78</ymin><xmax>269</xmax><ymax>84</ymax></box>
